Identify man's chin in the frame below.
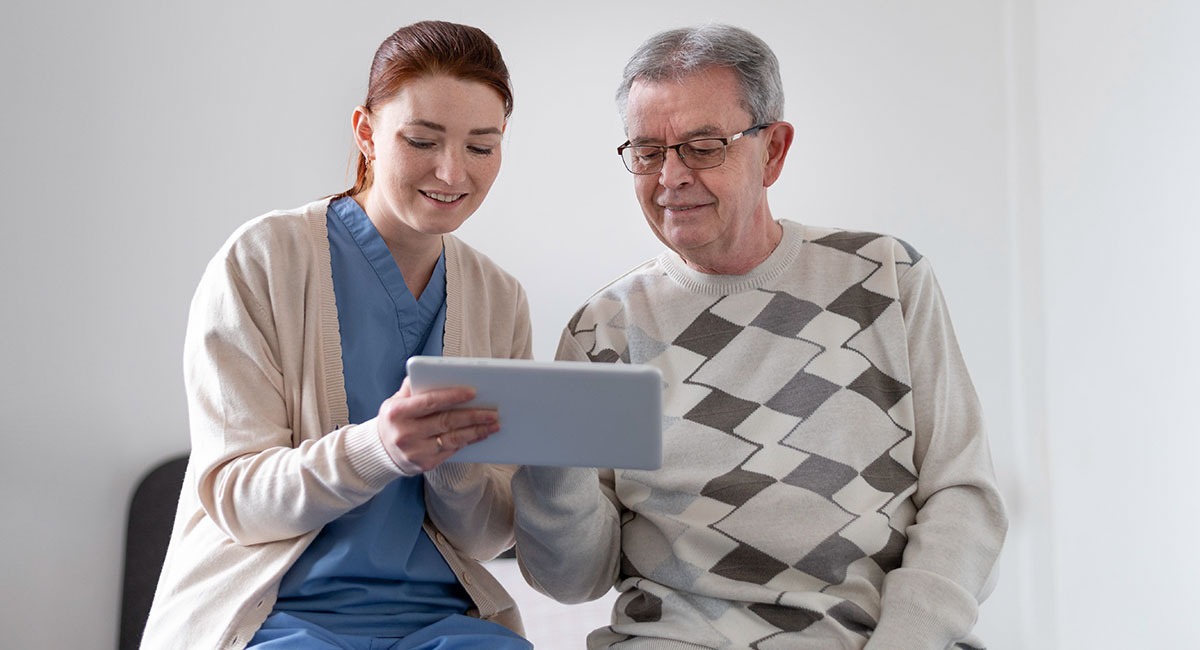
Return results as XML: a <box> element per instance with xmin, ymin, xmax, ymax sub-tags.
<box><xmin>663</xmin><ymin>224</ymin><xmax>714</xmax><ymax>252</ymax></box>
<box><xmin>645</xmin><ymin>213</ymin><xmax>714</xmax><ymax>252</ymax></box>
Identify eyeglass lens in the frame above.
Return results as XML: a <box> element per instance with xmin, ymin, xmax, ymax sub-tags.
<box><xmin>622</xmin><ymin>138</ymin><xmax>728</xmax><ymax>174</ymax></box>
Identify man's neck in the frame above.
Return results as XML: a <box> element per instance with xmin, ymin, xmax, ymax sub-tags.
<box><xmin>681</xmin><ymin>219</ymin><xmax>784</xmax><ymax>275</ymax></box>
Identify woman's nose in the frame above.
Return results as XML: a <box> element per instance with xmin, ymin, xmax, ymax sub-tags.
<box><xmin>435</xmin><ymin>149</ymin><xmax>467</xmax><ymax>185</ymax></box>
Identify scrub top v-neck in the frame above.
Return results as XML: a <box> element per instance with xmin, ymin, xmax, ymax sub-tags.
<box><xmin>269</xmin><ymin>196</ymin><xmax>469</xmax><ymax>638</ymax></box>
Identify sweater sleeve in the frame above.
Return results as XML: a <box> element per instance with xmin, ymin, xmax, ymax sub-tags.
<box><xmin>185</xmin><ymin>248</ymin><xmax>404</xmax><ymax>547</ymax></box>
<box><xmin>865</xmin><ymin>258</ymin><xmax>1008</xmax><ymax>649</ymax></box>
<box><xmin>510</xmin><ymin>329</ymin><xmax>623</xmax><ymax>604</ymax></box>
<box><xmin>423</xmin><ymin>275</ymin><xmax>536</xmax><ymax>561</ymax></box>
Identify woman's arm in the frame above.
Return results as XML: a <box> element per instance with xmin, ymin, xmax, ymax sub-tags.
<box><xmin>185</xmin><ymin>248</ymin><xmax>406</xmax><ymax>546</ymax></box>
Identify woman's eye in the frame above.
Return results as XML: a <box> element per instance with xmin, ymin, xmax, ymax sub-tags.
<box><xmin>406</xmin><ymin>138</ymin><xmax>436</xmax><ymax>150</ymax></box>
<box><xmin>468</xmin><ymin>145</ymin><xmax>495</xmax><ymax>156</ymax></box>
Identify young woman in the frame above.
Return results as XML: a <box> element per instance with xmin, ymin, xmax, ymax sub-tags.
<box><xmin>141</xmin><ymin>21</ymin><xmax>533</xmax><ymax>650</ymax></box>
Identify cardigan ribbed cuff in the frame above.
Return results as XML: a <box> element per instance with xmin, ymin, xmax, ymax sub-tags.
<box><xmin>343</xmin><ymin>418</ymin><xmax>408</xmax><ymax>485</ymax></box>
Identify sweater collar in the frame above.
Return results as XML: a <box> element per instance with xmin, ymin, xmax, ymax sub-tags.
<box><xmin>657</xmin><ymin>220</ymin><xmax>803</xmax><ymax>295</ymax></box>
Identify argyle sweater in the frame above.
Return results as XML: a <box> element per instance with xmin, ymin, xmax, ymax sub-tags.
<box><xmin>513</xmin><ymin>220</ymin><xmax>1006</xmax><ymax>649</ymax></box>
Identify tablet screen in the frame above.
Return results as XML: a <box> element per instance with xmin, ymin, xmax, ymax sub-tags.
<box><xmin>406</xmin><ymin>356</ymin><xmax>663</xmax><ymax>470</ymax></box>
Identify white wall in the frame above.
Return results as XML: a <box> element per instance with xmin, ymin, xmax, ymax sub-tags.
<box><xmin>1</xmin><ymin>1</ymin><xmax>1134</xmax><ymax>647</ymax></box>
<box><xmin>1036</xmin><ymin>1</ymin><xmax>1200</xmax><ymax>648</ymax></box>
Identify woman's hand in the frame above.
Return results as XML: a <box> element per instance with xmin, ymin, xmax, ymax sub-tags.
<box><xmin>377</xmin><ymin>377</ymin><xmax>500</xmax><ymax>475</ymax></box>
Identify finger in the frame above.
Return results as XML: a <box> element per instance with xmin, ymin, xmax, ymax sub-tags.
<box><xmin>390</xmin><ymin>385</ymin><xmax>478</xmax><ymax>419</ymax></box>
<box><xmin>423</xmin><ymin>408</ymin><xmax>498</xmax><ymax>437</ymax></box>
<box><xmin>438</xmin><ymin>419</ymin><xmax>502</xmax><ymax>452</ymax></box>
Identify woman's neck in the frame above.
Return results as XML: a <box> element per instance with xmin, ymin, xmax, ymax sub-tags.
<box><xmin>352</xmin><ymin>191</ymin><xmax>443</xmax><ymax>299</ymax></box>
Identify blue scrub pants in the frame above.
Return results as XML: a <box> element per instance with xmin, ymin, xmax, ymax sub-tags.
<box><xmin>247</xmin><ymin>612</ymin><xmax>533</xmax><ymax>650</ymax></box>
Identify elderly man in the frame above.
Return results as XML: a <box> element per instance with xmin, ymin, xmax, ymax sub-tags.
<box><xmin>513</xmin><ymin>24</ymin><xmax>1006</xmax><ymax>650</ymax></box>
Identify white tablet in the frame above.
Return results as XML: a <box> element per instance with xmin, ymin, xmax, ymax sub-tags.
<box><xmin>405</xmin><ymin>356</ymin><xmax>663</xmax><ymax>470</ymax></box>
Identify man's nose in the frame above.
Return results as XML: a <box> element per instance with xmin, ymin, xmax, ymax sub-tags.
<box><xmin>658</xmin><ymin>149</ymin><xmax>693</xmax><ymax>188</ymax></box>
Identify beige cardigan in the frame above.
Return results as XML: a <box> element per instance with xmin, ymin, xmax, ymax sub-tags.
<box><xmin>142</xmin><ymin>199</ymin><xmax>533</xmax><ymax>650</ymax></box>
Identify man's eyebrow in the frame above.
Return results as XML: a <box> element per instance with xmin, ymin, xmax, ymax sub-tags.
<box><xmin>630</xmin><ymin>125</ymin><xmax>725</xmax><ymax>145</ymax></box>
<box><xmin>679</xmin><ymin>125</ymin><xmax>725</xmax><ymax>140</ymax></box>
<box><xmin>405</xmin><ymin>120</ymin><xmax>503</xmax><ymax>136</ymax></box>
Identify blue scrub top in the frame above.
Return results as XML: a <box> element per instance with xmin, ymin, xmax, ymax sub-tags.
<box><xmin>271</xmin><ymin>196</ymin><xmax>471</xmax><ymax>638</ymax></box>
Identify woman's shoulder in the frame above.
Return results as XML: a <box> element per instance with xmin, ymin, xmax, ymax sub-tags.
<box><xmin>443</xmin><ymin>234</ymin><xmax>523</xmax><ymax>292</ymax></box>
<box><xmin>213</xmin><ymin>198</ymin><xmax>332</xmax><ymax>267</ymax></box>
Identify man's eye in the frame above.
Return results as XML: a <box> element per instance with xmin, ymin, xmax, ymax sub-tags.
<box><xmin>636</xmin><ymin>149</ymin><xmax>664</xmax><ymax>162</ymax></box>
<box><xmin>684</xmin><ymin>143</ymin><xmax>722</xmax><ymax>158</ymax></box>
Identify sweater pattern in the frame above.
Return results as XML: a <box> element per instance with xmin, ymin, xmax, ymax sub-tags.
<box><xmin>567</xmin><ymin>224</ymin><xmax>964</xmax><ymax>648</ymax></box>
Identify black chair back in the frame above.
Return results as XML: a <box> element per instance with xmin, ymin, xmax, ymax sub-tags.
<box><xmin>117</xmin><ymin>454</ymin><xmax>188</xmax><ymax>650</ymax></box>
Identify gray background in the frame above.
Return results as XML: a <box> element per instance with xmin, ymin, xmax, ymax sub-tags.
<box><xmin>1</xmin><ymin>0</ymin><xmax>1195</xmax><ymax>648</ymax></box>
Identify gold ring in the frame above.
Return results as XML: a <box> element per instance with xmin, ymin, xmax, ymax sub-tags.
<box><xmin>436</xmin><ymin>435</ymin><xmax>445</xmax><ymax>452</ymax></box>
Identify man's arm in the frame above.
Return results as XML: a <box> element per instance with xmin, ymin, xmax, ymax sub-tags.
<box><xmin>423</xmin><ymin>284</ymin><xmax>536</xmax><ymax>561</ymax></box>
<box><xmin>866</xmin><ymin>258</ymin><xmax>1008</xmax><ymax>649</ymax></box>
<box><xmin>510</xmin><ymin>331</ymin><xmax>623</xmax><ymax>603</ymax></box>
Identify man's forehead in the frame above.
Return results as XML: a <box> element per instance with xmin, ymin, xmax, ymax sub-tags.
<box><xmin>627</xmin><ymin>122</ymin><xmax>727</xmax><ymax>144</ymax></box>
<box><xmin>625</xmin><ymin>68</ymin><xmax>750</xmax><ymax>141</ymax></box>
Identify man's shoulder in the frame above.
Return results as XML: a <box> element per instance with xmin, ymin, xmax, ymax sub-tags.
<box><xmin>564</xmin><ymin>256</ymin><xmax>666</xmax><ymax>333</ymax></box>
<box><xmin>580</xmin><ymin>256</ymin><xmax>666</xmax><ymax>302</ymax></box>
<box><xmin>791</xmin><ymin>221</ymin><xmax>924</xmax><ymax>267</ymax></box>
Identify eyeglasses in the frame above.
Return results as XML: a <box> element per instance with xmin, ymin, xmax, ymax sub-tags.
<box><xmin>617</xmin><ymin>124</ymin><xmax>772</xmax><ymax>175</ymax></box>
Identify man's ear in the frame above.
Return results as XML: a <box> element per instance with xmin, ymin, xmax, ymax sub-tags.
<box><xmin>762</xmin><ymin>121</ymin><xmax>795</xmax><ymax>188</ymax></box>
<box><xmin>351</xmin><ymin>105</ymin><xmax>374</xmax><ymax>160</ymax></box>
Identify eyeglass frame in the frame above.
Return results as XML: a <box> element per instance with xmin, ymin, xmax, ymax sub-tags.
<box><xmin>616</xmin><ymin>123</ymin><xmax>774</xmax><ymax>175</ymax></box>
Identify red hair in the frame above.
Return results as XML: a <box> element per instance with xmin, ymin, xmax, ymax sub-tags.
<box><xmin>335</xmin><ymin>21</ymin><xmax>513</xmax><ymax>199</ymax></box>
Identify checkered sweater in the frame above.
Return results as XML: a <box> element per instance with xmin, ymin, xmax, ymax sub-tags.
<box><xmin>513</xmin><ymin>220</ymin><xmax>1006</xmax><ymax>650</ymax></box>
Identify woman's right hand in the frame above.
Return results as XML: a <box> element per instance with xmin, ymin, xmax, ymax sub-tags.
<box><xmin>377</xmin><ymin>377</ymin><xmax>500</xmax><ymax>475</ymax></box>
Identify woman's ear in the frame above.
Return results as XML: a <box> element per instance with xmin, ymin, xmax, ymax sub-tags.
<box><xmin>762</xmin><ymin>121</ymin><xmax>795</xmax><ymax>188</ymax></box>
<box><xmin>352</xmin><ymin>105</ymin><xmax>374</xmax><ymax>160</ymax></box>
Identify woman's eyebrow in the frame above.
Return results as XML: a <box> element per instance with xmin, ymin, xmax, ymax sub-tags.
<box><xmin>405</xmin><ymin>120</ymin><xmax>502</xmax><ymax>136</ymax></box>
<box><xmin>406</xmin><ymin>119</ymin><xmax>446</xmax><ymax>131</ymax></box>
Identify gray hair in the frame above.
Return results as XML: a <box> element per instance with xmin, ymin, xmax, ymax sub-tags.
<box><xmin>616</xmin><ymin>24</ymin><xmax>784</xmax><ymax>129</ymax></box>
